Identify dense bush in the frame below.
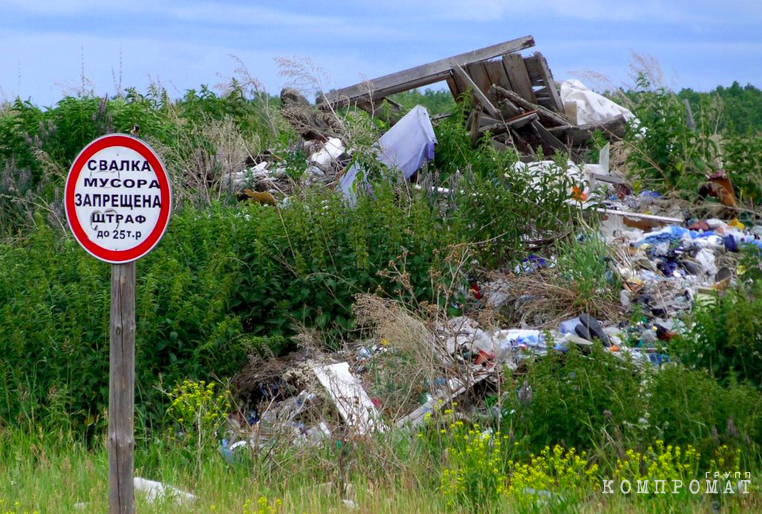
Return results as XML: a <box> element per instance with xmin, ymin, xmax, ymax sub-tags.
<box><xmin>503</xmin><ymin>345</ymin><xmax>646</xmax><ymax>453</ymax></box>
<box><xmin>0</xmin><ymin>183</ymin><xmax>461</xmax><ymax>432</ymax></box>
<box><xmin>503</xmin><ymin>345</ymin><xmax>762</xmax><ymax>463</ymax></box>
<box><xmin>232</xmin><ymin>182</ymin><xmax>457</xmax><ymax>342</ymax></box>
<box><xmin>625</xmin><ymin>76</ymin><xmax>719</xmax><ymax>191</ymax></box>
<box><xmin>673</xmin><ymin>278</ymin><xmax>762</xmax><ymax>388</ymax></box>
<box><xmin>647</xmin><ymin>365</ymin><xmax>762</xmax><ymax>462</ymax></box>
<box><xmin>0</xmin><ymin>207</ymin><xmax>246</xmax><ymax>434</ymax></box>
<box><xmin>722</xmin><ymin>133</ymin><xmax>762</xmax><ymax>206</ymax></box>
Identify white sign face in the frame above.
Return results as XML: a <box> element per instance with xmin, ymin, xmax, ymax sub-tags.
<box><xmin>65</xmin><ymin>134</ymin><xmax>172</xmax><ymax>263</ymax></box>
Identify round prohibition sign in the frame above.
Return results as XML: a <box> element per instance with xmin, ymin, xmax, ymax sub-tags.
<box><xmin>64</xmin><ymin>134</ymin><xmax>172</xmax><ymax>263</ymax></box>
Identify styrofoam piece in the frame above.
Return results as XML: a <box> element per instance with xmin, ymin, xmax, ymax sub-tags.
<box><xmin>313</xmin><ymin>362</ymin><xmax>385</xmax><ymax>435</ymax></box>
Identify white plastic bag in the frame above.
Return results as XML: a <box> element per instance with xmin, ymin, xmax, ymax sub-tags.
<box><xmin>560</xmin><ymin>79</ymin><xmax>635</xmax><ymax>126</ymax></box>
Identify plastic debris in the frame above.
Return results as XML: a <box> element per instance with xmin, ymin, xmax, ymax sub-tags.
<box><xmin>134</xmin><ymin>477</ymin><xmax>196</xmax><ymax>506</ymax></box>
<box><xmin>560</xmin><ymin>79</ymin><xmax>636</xmax><ymax>125</ymax></box>
<box><xmin>313</xmin><ymin>362</ymin><xmax>386</xmax><ymax>435</ymax></box>
<box><xmin>340</xmin><ymin>105</ymin><xmax>436</xmax><ymax>201</ymax></box>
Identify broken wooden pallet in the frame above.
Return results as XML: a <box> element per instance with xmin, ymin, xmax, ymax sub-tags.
<box><xmin>322</xmin><ymin>36</ymin><xmax>535</xmax><ymax>108</ymax></box>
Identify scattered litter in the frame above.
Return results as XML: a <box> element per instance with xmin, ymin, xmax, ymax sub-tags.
<box><xmin>313</xmin><ymin>362</ymin><xmax>386</xmax><ymax>435</ymax></box>
<box><xmin>134</xmin><ymin>477</ymin><xmax>196</xmax><ymax>506</ymax></box>
<box><xmin>201</xmin><ymin>36</ymin><xmax>762</xmax><ymax>446</ymax></box>
<box><xmin>340</xmin><ymin>105</ymin><xmax>436</xmax><ymax>201</ymax></box>
<box><xmin>560</xmin><ymin>79</ymin><xmax>636</xmax><ymax>126</ymax></box>
<box><xmin>310</xmin><ymin>137</ymin><xmax>345</xmax><ymax>171</ymax></box>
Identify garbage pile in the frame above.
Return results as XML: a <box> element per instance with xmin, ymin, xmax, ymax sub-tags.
<box><xmin>213</xmin><ymin>36</ymin><xmax>762</xmax><ymax>455</ymax></box>
<box><xmin>225</xmin><ymin>35</ymin><xmax>639</xmax><ymax>206</ymax></box>
<box><xmin>321</xmin><ymin>35</ymin><xmax>629</xmax><ymax>160</ymax></box>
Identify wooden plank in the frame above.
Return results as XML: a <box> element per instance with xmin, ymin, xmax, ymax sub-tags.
<box><xmin>469</xmin><ymin>106</ymin><xmax>483</xmax><ymax>146</ymax></box>
<box><xmin>489</xmin><ymin>85</ymin><xmax>571</xmax><ymax>127</ymax></box>
<box><xmin>479</xmin><ymin>115</ymin><xmax>502</xmax><ymax>128</ymax></box>
<box><xmin>548</xmin><ymin>114</ymin><xmax>627</xmax><ymax>145</ymax></box>
<box><xmin>324</xmin><ymin>36</ymin><xmax>535</xmax><ymax>106</ymax></box>
<box><xmin>451</xmin><ymin>71</ymin><xmax>471</xmax><ymax>102</ymax></box>
<box><xmin>484</xmin><ymin>60</ymin><xmax>513</xmax><ymax>91</ymax></box>
<box><xmin>491</xmin><ymin>139</ymin><xmax>509</xmax><ymax>152</ymax></box>
<box><xmin>502</xmin><ymin>53</ymin><xmax>536</xmax><ymax>103</ymax></box>
<box><xmin>396</xmin><ymin>373</ymin><xmax>491</xmax><ymax>428</ymax></box>
<box><xmin>594</xmin><ymin>207</ymin><xmax>682</xmax><ymax>225</ymax></box>
<box><xmin>496</xmin><ymin>99</ymin><xmax>523</xmax><ymax>118</ymax></box>
<box><xmin>109</xmin><ymin>262</ymin><xmax>135</xmax><ymax>514</ymax></box>
<box><xmin>523</xmin><ymin>54</ymin><xmax>543</xmax><ymax>87</ymax></box>
<box><xmin>446</xmin><ymin>76</ymin><xmax>462</xmax><ymax>99</ymax></box>
<box><xmin>452</xmin><ymin>65</ymin><xmax>501</xmax><ymax>118</ymax></box>
<box><xmin>480</xmin><ymin>112</ymin><xmax>538</xmax><ymax>135</ymax></box>
<box><xmin>465</xmin><ymin>62</ymin><xmax>493</xmax><ymax>95</ymax></box>
<box><xmin>531</xmin><ymin>120</ymin><xmax>568</xmax><ymax>155</ymax></box>
<box><xmin>533</xmin><ymin>52</ymin><xmax>564</xmax><ymax>112</ymax></box>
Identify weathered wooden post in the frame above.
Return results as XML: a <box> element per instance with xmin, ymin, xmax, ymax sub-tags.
<box><xmin>65</xmin><ymin>134</ymin><xmax>172</xmax><ymax>514</ymax></box>
<box><xmin>109</xmin><ymin>261</ymin><xmax>136</xmax><ymax>513</ymax></box>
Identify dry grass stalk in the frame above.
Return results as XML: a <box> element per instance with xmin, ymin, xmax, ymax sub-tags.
<box><xmin>505</xmin><ymin>270</ymin><xmax>621</xmax><ymax>328</ymax></box>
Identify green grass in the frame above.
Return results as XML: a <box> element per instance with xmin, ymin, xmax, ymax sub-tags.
<box><xmin>1</xmin><ymin>425</ymin><xmax>761</xmax><ymax>514</ymax></box>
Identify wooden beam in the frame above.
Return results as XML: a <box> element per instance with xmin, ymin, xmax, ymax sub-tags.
<box><xmin>531</xmin><ymin>120</ymin><xmax>569</xmax><ymax>155</ymax></box>
<box><xmin>453</xmin><ymin>65</ymin><xmax>501</xmax><ymax>118</ymax></box>
<box><xmin>489</xmin><ymin>85</ymin><xmax>571</xmax><ymax>127</ymax></box>
<box><xmin>548</xmin><ymin>114</ymin><xmax>627</xmax><ymax>145</ymax></box>
<box><xmin>480</xmin><ymin>112</ymin><xmax>538</xmax><ymax>135</ymax></box>
<box><xmin>502</xmin><ymin>53</ymin><xmax>536</xmax><ymax>103</ymax></box>
<box><xmin>446</xmin><ymin>76</ymin><xmax>462</xmax><ymax>99</ymax></box>
<box><xmin>468</xmin><ymin>106</ymin><xmax>483</xmax><ymax>147</ymax></box>
<box><xmin>324</xmin><ymin>36</ymin><xmax>535</xmax><ymax>106</ymax></box>
<box><xmin>465</xmin><ymin>62</ymin><xmax>493</xmax><ymax>95</ymax></box>
<box><xmin>533</xmin><ymin>52</ymin><xmax>564</xmax><ymax>112</ymax></box>
<box><xmin>594</xmin><ymin>207</ymin><xmax>683</xmax><ymax>225</ymax></box>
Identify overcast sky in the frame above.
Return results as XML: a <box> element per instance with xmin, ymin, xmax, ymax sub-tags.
<box><xmin>1</xmin><ymin>0</ymin><xmax>760</xmax><ymax>106</ymax></box>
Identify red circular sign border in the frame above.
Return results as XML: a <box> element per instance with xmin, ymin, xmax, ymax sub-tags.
<box><xmin>64</xmin><ymin>134</ymin><xmax>172</xmax><ymax>264</ymax></box>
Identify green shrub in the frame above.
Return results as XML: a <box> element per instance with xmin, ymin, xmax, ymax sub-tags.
<box><xmin>166</xmin><ymin>379</ymin><xmax>231</xmax><ymax>470</ymax></box>
<box><xmin>648</xmin><ymin>366</ymin><xmax>762</xmax><ymax>462</ymax></box>
<box><xmin>554</xmin><ymin>233</ymin><xmax>620</xmax><ymax>314</ymax></box>
<box><xmin>233</xmin><ymin>182</ymin><xmax>457</xmax><ymax>343</ymax></box>
<box><xmin>0</xmin><ymin>85</ymin><xmax>282</xmax><ymax>235</ymax></box>
<box><xmin>626</xmin><ymin>75</ymin><xmax>719</xmax><ymax>191</ymax></box>
<box><xmin>503</xmin><ymin>343</ymin><xmax>762</xmax><ymax>466</ymax></box>
<box><xmin>672</xmin><ymin>281</ymin><xmax>762</xmax><ymax>387</ymax></box>
<box><xmin>0</xmin><ymin>206</ymin><xmax>247</xmax><ymax>434</ymax></box>
<box><xmin>722</xmin><ymin>133</ymin><xmax>762</xmax><ymax>206</ymax></box>
<box><xmin>0</xmin><ymin>185</ymin><xmax>457</xmax><ymax>433</ymax></box>
<box><xmin>502</xmin><ymin>344</ymin><xmax>646</xmax><ymax>453</ymax></box>
<box><xmin>448</xmin><ymin>152</ymin><xmax>576</xmax><ymax>268</ymax></box>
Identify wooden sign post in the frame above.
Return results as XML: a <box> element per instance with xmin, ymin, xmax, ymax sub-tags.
<box><xmin>65</xmin><ymin>134</ymin><xmax>172</xmax><ymax>514</ymax></box>
<box><xmin>109</xmin><ymin>262</ymin><xmax>136</xmax><ymax>513</ymax></box>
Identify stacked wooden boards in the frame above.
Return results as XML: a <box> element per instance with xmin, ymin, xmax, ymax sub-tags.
<box><xmin>321</xmin><ymin>36</ymin><xmax>627</xmax><ymax>159</ymax></box>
